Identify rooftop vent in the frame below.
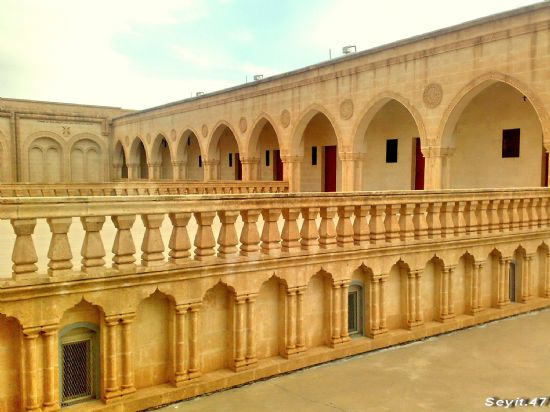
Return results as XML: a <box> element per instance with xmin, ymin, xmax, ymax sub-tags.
<box><xmin>196</xmin><ymin>92</ymin><xmax>204</xmax><ymax>97</ymax></box>
<box><xmin>342</xmin><ymin>45</ymin><xmax>357</xmax><ymax>55</ymax></box>
<box><xmin>253</xmin><ymin>74</ymin><xmax>263</xmax><ymax>81</ymax></box>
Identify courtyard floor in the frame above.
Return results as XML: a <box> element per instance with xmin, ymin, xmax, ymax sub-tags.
<box><xmin>156</xmin><ymin>308</ymin><xmax>550</xmax><ymax>412</ymax></box>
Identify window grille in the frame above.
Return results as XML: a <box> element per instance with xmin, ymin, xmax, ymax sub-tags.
<box><xmin>61</xmin><ymin>339</ymin><xmax>93</xmax><ymax>406</ymax></box>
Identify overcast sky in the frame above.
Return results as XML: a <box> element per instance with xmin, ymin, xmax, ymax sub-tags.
<box><xmin>0</xmin><ymin>0</ymin><xmax>541</xmax><ymax>109</ymax></box>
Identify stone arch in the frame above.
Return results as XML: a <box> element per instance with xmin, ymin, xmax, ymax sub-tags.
<box><xmin>536</xmin><ymin>242</ymin><xmax>549</xmax><ymax>297</ymax></box>
<box><xmin>128</xmin><ymin>137</ymin><xmax>148</xmax><ymax>179</ymax></box>
<box><xmin>28</xmin><ymin>134</ymin><xmax>63</xmax><ymax>182</ymax></box>
<box><xmin>424</xmin><ymin>255</ymin><xmax>446</xmax><ymax>322</ymax></box>
<box><xmin>150</xmin><ymin>133</ymin><xmax>173</xmax><ymax>179</ymax></box>
<box><xmin>68</xmin><ymin>136</ymin><xmax>103</xmax><ymax>182</ymax></box>
<box><xmin>352</xmin><ymin>93</ymin><xmax>426</xmax><ymax>191</ymax></box>
<box><xmin>457</xmin><ymin>252</ymin><xmax>475</xmax><ymax>315</ymax></box>
<box><xmin>247</xmin><ymin>114</ymin><xmax>284</xmax><ymax>181</ymax></box>
<box><xmin>207</xmin><ymin>121</ymin><xmax>243</xmax><ymax>181</ymax></box>
<box><xmin>304</xmin><ymin>270</ymin><xmax>332</xmax><ymax>348</ymax></box>
<box><xmin>350</xmin><ymin>264</ymin><xmax>372</xmax><ymax>336</ymax></box>
<box><xmin>0</xmin><ymin>312</ymin><xmax>22</xmax><ymax>411</ymax></box>
<box><xmin>0</xmin><ymin>130</ymin><xmax>11</xmax><ymax>182</ymax></box>
<box><xmin>113</xmin><ymin>140</ymin><xmax>128</xmax><ymax>179</ymax></box>
<box><xmin>176</xmin><ymin>128</ymin><xmax>204</xmax><ymax>180</ymax></box>
<box><xmin>386</xmin><ymin>259</ymin><xmax>410</xmax><ymax>330</ymax></box>
<box><xmin>291</xmin><ymin>105</ymin><xmax>342</xmax><ymax>192</ymax></box>
<box><xmin>256</xmin><ymin>275</ymin><xmax>287</xmax><ymax>359</ymax></box>
<box><xmin>134</xmin><ymin>290</ymin><xmax>174</xmax><ymax>388</ymax></box>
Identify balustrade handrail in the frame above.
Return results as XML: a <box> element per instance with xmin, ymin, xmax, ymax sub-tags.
<box><xmin>2</xmin><ymin>187</ymin><xmax>549</xmax><ymax>284</ymax></box>
<box><xmin>0</xmin><ymin>180</ymin><xmax>289</xmax><ymax>197</ymax></box>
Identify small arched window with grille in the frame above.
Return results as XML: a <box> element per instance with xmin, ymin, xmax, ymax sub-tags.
<box><xmin>59</xmin><ymin>323</ymin><xmax>99</xmax><ymax>407</ymax></box>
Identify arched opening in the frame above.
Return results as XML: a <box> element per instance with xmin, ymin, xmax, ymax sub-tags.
<box><xmin>297</xmin><ymin>112</ymin><xmax>340</xmax><ymax>192</ymax></box>
<box><xmin>70</xmin><ymin>139</ymin><xmax>102</xmax><ymax>182</ymax></box>
<box><xmin>0</xmin><ymin>313</ymin><xmax>22</xmax><ymax>411</ymax></box>
<box><xmin>423</xmin><ymin>257</ymin><xmax>444</xmax><ymax>322</ymax></box>
<box><xmin>304</xmin><ymin>271</ymin><xmax>331</xmax><ymax>347</ymax></box>
<box><xmin>134</xmin><ymin>291</ymin><xmax>172</xmax><ymax>388</ymax></box>
<box><xmin>114</xmin><ymin>142</ymin><xmax>128</xmax><ymax>179</ymax></box>
<box><xmin>59</xmin><ymin>301</ymin><xmax>101</xmax><ymax>407</ymax></box>
<box><xmin>444</xmin><ymin>82</ymin><xmax>544</xmax><ymax>188</ymax></box>
<box><xmin>28</xmin><ymin>137</ymin><xmax>62</xmax><ymax>182</ymax></box>
<box><xmin>151</xmin><ymin>135</ymin><xmax>173</xmax><ymax>180</ymax></box>
<box><xmin>256</xmin><ymin>276</ymin><xmax>285</xmax><ymax>359</ymax></box>
<box><xmin>176</xmin><ymin>131</ymin><xmax>203</xmax><ymax>180</ymax></box>
<box><xmin>201</xmin><ymin>282</ymin><xmax>234</xmax><ymax>372</ymax></box>
<box><xmin>129</xmin><ymin>138</ymin><xmax>148</xmax><ymax>180</ymax></box>
<box><xmin>512</xmin><ymin>247</ymin><xmax>528</xmax><ymax>303</ymax></box>
<box><xmin>356</xmin><ymin>100</ymin><xmax>423</xmax><ymax>190</ymax></box>
<box><xmin>208</xmin><ymin>124</ymin><xmax>241</xmax><ymax>181</ymax></box>
<box><xmin>249</xmin><ymin>118</ymin><xmax>283</xmax><ymax>181</ymax></box>
<box><xmin>350</xmin><ymin>266</ymin><xmax>369</xmax><ymax>336</ymax></box>
<box><xmin>457</xmin><ymin>253</ymin><xmax>474</xmax><ymax>315</ymax></box>
<box><xmin>387</xmin><ymin>261</ymin><xmax>408</xmax><ymax>329</ymax></box>
<box><xmin>536</xmin><ymin>244</ymin><xmax>549</xmax><ymax>297</ymax></box>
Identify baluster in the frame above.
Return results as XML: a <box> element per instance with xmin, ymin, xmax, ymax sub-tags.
<box><xmin>168</xmin><ymin>212</ymin><xmax>192</xmax><ymax>264</ymax></box>
<box><xmin>240</xmin><ymin>209</ymin><xmax>261</xmax><ymax>256</ymax></box>
<box><xmin>453</xmin><ymin>201</ymin><xmax>467</xmax><ymax>237</ymax></box>
<box><xmin>300</xmin><ymin>207</ymin><xmax>319</xmax><ymax>251</ymax></box>
<box><xmin>261</xmin><ymin>208</ymin><xmax>282</xmax><ymax>255</ymax></box>
<box><xmin>518</xmin><ymin>199</ymin><xmax>529</xmax><ymax>230</ymax></box>
<box><xmin>427</xmin><ymin>202</ymin><xmax>442</xmax><ymax>239</ymax></box>
<box><xmin>11</xmin><ymin>218</ymin><xmax>38</xmax><ymax>279</ymax></box>
<box><xmin>81</xmin><ymin>216</ymin><xmax>106</xmax><ymax>274</ymax></box>
<box><xmin>141</xmin><ymin>214</ymin><xmax>165</xmax><ymax>267</ymax></box>
<box><xmin>319</xmin><ymin>207</ymin><xmax>337</xmax><ymax>249</ymax></box>
<box><xmin>369</xmin><ymin>204</ymin><xmax>385</xmax><ymax>245</ymax></box>
<box><xmin>47</xmin><ymin>217</ymin><xmax>73</xmax><ymax>276</ymax></box>
<box><xmin>281</xmin><ymin>208</ymin><xmax>301</xmax><ymax>253</ymax></box>
<box><xmin>499</xmin><ymin>199</ymin><xmax>511</xmax><ymax>232</ymax></box>
<box><xmin>440</xmin><ymin>201</ymin><xmax>453</xmax><ymax>238</ymax></box>
<box><xmin>509</xmin><ymin>199</ymin><xmax>520</xmax><ymax>230</ymax></box>
<box><xmin>476</xmin><ymin>200</ymin><xmax>489</xmax><ymax>234</ymax></box>
<box><xmin>399</xmin><ymin>203</ymin><xmax>415</xmax><ymax>242</ymax></box>
<box><xmin>542</xmin><ymin>197</ymin><xmax>550</xmax><ymax>228</ymax></box>
<box><xmin>336</xmin><ymin>206</ymin><xmax>354</xmax><ymax>247</ymax></box>
<box><xmin>413</xmin><ymin>202</ymin><xmax>428</xmax><ymax>240</ymax></box>
<box><xmin>112</xmin><ymin>215</ymin><xmax>137</xmax><ymax>271</ymax></box>
<box><xmin>217</xmin><ymin>210</ymin><xmax>239</xmax><ymax>258</ymax></box>
<box><xmin>487</xmin><ymin>200</ymin><xmax>499</xmax><ymax>233</ymax></box>
<box><xmin>384</xmin><ymin>204</ymin><xmax>400</xmax><ymax>243</ymax></box>
<box><xmin>193</xmin><ymin>211</ymin><xmax>217</xmax><ymax>260</ymax></box>
<box><xmin>533</xmin><ymin>198</ymin><xmax>542</xmax><ymax>229</ymax></box>
<box><xmin>464</xmin><ymin>201</ymin><xmax>476</xmax><ymax>236</ymax></box>
<box><xmin>353</xmin><ymin>205</ymin><xmax>370</xmax><ymax>246</ymax></box>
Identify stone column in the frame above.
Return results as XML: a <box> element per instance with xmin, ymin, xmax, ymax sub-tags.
<box><xmin>42</xmin><ymin>325</ymin><xmax>59</xmax><ymax>411</ymax></box>
<box><xmin>285</xmin><ymin>289</ymin><xmax>297</xmax><ymax>355</ymax></box>
<box><xmin>380</xmin><ymin>274</ymin><xmax>389</xmax><ymax>330</ymax></box>
<box><xmin>339</xmin><ymin>152</ymin><xmax>361</xmax><ymax>191</ymax></box>
<box><xmin>281</xmin><ymin>155</ymin><xmax>302</xmax><ymax>192</ymax></box>
<box><xmin>234</xmin><ymin>296</ymin><xmax>247</xmax><ymax>370</ymax></box>
<box><xmin>119</xmin><ymin>314</ymin><xmax>136</xmax><ymax>396</ymax></box>
<box><xmin>240</xmin><ymin>157</ymin><xmax>260</xmax><ymax>181</ymax></box>
<box><xmin>168</xmin><ymin>212</ymin><xmax>192</xmax><ymax>264</ymax></box>
<box><xmin>521</xmin><ymin>255</ymin><xmax>534</xmax><ymax>302</ymax></box>
<box><xmin>203</xmin><ymin>159</ymin><xmax>220</xmax><ymax>181</ymax></box>
<box><xmin>111</xmin><ymin>215</ymin><xmax>137</xmax><ymax>271</ymax></box>
<box><xmin>340</xmin><ymin>281</ymin><xmax>351</xmax><ymax>342</ymax></box>
<box><xmin>188</xmin><ymin>304</ymin><xmax>201</xmax><ymax>379</ymax></box>
<box><xmin>407</xmin><ymin>271</ymin><xmax>417</xmax><ymax>329</ymax></box>
<box><xmin>174</xmin><ymin>305</ymin><xmax>189</xmax><ymax>385</ymax></box>
<box><xmin>414</xmin><ymin>270</ymin><xmax>423</xmax><ymax>324</ymax></box>
<box><xmin>498</xmin><ymin>257</ymin><xmax>511</xmax><ymax>307</ymax></box>
<box><xmin>330</xmin><ymin>282</ymin><xmax>341</xmax><ymax>346</ymax></box>
<box><xmin>147</xmin><ymin>162</ymin><xmax>161</xmax><ymax>180</ymax></box>
<box><xmin>369</xmin><ymin>276</ymin><xmax>381</xmax><ymax>337</ymax></box>
<box><xmin>545</xmin><ymin>251</ymin><xmax>550</xmax><ymax>298</ymax></box>
<box><xmin>471</xmin><ymin>261</ymin><xmax>484</xmax><ymax>314</ymax></box>
<box><xmin>104</xmin><ymin>316</ymin><xmax>120</xmax><ymax>400</ymax></box>
<box><xmin>246</xmin><ymin>295</ymin><xmax>257</xmax><ymax>365</ymax></box>
<box><xmin>296</xmin><ymin>287</ymin><xmax>306</xmax><ymax>352</ymax></box>
<box><xmin>46</xmin><ymin>217</ymin><xmax>73</xmax><ymax>276</ymax></box>
<box><xmin>11</xmin><ymin>218</ymin><xmax>38</xmax><ymax>279</ymax></box>
<box><xmin>440</xmin><ymin>266</ymin><xmax>455</xmax><ymax>321</ymax></box>
<box><xmin>173</xmin><ymin>160</ymin><xmax>186</xmax><ymax>180</ymax></box>
<box><xmin>80</xmin><ymin>216</ymin><xmax>106</xmax><ymax>274</ymax></box>
<box><xmin>423</xmin><ymin>146</ymin><xmax>454</xmax><ymax>190</ymax></box>
<box><xmin>23</xmin><ymin>327</ymin><xmax>41</xmax><ymax>412</ymax></box>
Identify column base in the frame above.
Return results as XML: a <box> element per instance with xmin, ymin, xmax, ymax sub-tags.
<box><xmin>438</xmin><ymin>314</ymin><xmax>456</xmax><ymax>323</ymax></box>
<box><xmin>470</xmin><ymin>307</ymin><xmax>484</xmax><ymax>315</ymax></box>
<box><xmin>520</xmin><ymin>296</ymin><xmax>534</xmax><ymax>303</ymax></box>
<box><xmin>188</xmin><ymin>370</ymin><xmax>201</xmax><ymax>380</ymax></box>
<box><xmin>104</xmin><ymin>390</ymin><xmax>122</xmax><ymax>403</ymax></box>
<box><xmin>43</xmin><ymin>404</ymin><xmax>61</xmax><ymax>412</ymax></box>
<box><xmin>368</xmin><ymin>328</ymin><xmax>389</xmax><ymax>338</ymax></box>
<box><xmin>406</xmin><ymin>321</ymin><xmax>424</xmax><ymax>330</ymax></box>
<box><xmin>341</xmin><ymin>335</ymin><xmax>351</xmax><ymax>343</ymax></box>
<box><xmin>329</xmin><ymin>337</ymin><xmax>343</xmax><ymax>347</ymax></box>
<box><xmin>246</xmin><ymin>357</ymin><xmax>258</xmax><ymax>366</ymax></box>
<box><xmin>497</xmin><ymin>301</ymin><xmax>511</xmax><ymax>308</ymax></box>
<box><xmin>121</xmin><ymin>386</ymin><xmax>136</xmax><ymax>396</ymax></box>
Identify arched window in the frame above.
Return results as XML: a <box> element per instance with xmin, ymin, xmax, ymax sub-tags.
<box><xmin>59</xmin><ymin>323</ymin><xmax>99</xmax><ymax>407</ymax></box>
<box><xmin>348</xmin><ymin>282</ymin><xmax>364</xmax><ymax>336</ymax></box>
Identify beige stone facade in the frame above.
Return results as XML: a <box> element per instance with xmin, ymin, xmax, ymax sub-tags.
<box><xmin>1</xmin><ymin>3</ymin><xmax>550</xmax><ymax>412</ymax></box>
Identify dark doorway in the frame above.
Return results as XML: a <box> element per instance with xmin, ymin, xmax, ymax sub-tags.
<box><xmin>324</xmin><ymin>145</ymin><xmax>337</xmax><ymax>192</ymax></box>
<box><xmin>414</xmin><ymin>137</ymin><xmax>425</xmax><ymax>190</ymax></box>
<box><xmin>543</xmin><ymin>151</ymin><xmax>548</xmax><ymax>187</ymax></box>
<box><xmin>273</xmin><ymin>149</ymin><xmax>283</xmax><ymax>181</ymax></box>
<box><xmin>235</xmin><ymin>152</ymin><xmax>242</xmax><ymax>180</ymax></box>
<box><xmin>509</xmin><ymin>261</ymin><xmax>516</xmax><ymax>302</ymax></box>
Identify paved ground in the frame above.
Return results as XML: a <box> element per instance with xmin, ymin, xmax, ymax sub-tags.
<box><xmin>158</xmin><ymin>308</ymin><xmax>550</xmax><ymax>412</ymax></box>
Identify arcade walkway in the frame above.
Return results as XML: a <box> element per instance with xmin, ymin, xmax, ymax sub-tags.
<box><xmin>157</xmin><ymin>308</ymin><xmax>550</xmax><ymax>412</ymax></box>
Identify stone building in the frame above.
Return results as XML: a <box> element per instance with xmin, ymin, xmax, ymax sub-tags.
<box><xmin>1</xmin><ymin>3</ymin><xmax>550</xmax><ymax>411</ymax></box>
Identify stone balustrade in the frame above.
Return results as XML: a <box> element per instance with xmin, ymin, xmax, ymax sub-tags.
<box><xmin>2</xmin><ymin>187</ymin><xmax>549</xmax><ymax>282</ymax></box>
<box><xmin>0</xmin><ymin>180</ymin><xmax>288</xmax><ymax>197</ymax></box>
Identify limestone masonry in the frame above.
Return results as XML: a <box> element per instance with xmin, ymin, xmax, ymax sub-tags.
<box><xmin>1</xmin><ymin>3</ymin><xmax>550</xmax><ymax>411</ymax></box>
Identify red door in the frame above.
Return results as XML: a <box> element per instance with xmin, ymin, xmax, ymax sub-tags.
<box><xmin>324</xmin><ymin>146</ymin><xmax>337</xmax><ymax>192</ymax></box>
<box><xmin>274</xmin><ymin>150</ymin><xmax>283</xmax><ymax>181</ymax></box>
<box><xmin>414</xmin><ymin>138</ymin><xmax>425</xmax><ymax>190</ymax></box>
<box><xmin>235</xmin><ymin>153</ymin><xmax>242</xmax><ymax>180</ymax></box>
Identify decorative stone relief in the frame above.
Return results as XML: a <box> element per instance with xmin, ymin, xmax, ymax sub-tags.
<box><xmin>201</xmin><ymin>124</ymin><xmax>208</xmax><ymax>138</ymax></box>
<box><xmin>62</xmin><ymin>126</ymin><xmax>71</xmax><ymax>136</ymax></box>
<box><xmin>239</xmin><ymin>117</ymin><xmax>248</xmax><ymax>133</ymax></box>
<box><xmin>340</xmin><ymin>99</ymin><xmax>354</xmax><ymax>120</ymax></box>
<box><xmin>280</xmin><ymin>110</ymin><xmax>291</xmax><ymax>128</ymax></box>
<box><xmin>423</xmin><ymin>83</ymin><xmax>443</xmax><ymax>108</ymax></box>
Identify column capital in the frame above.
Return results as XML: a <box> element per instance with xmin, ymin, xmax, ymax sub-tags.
<box><xmin>246</xmin><ymin>293</ymin><xmax>259</xmax><ymax>302</ymax></box>
<box><xmin>474</xmin><ymin>260</ymin><xmax>486</xmax><ymax>269</ymax></box>
<box><xmin>235</xmin><ymin>294</ymin><xmax>248</xmax><ymax>304</ymax></box>
<box><xmin>105</xmin><ymin>315</ymin><xmax>120</xmax><ymax>326</ymax></box>
<box><xmin>41</xmin><ymin>324</ymin><xmax>59</xmax><ymax>335</ymax></box>
<box><xmin>443</xmin><ymin>264</ymin><xmax>457</xmax><ymax>273</ymax></box>
<box><xmin>175</xmin><ymin>303</ymin><xmax>191</xmax><ymax>314</ymax></box>
<box><xmin>120</xmin><ymin>313</ymin><xmax>136</xmax><ymax>323</ymax></box>
<box><xmin>189</xmin><ymin>302</ymin><xmax>202</xmax><ymax>311</ymax></box>
<box><xmin>280</xmin><ymin>155</ymin><xmax>303</xmax><ymax>163</ymax></box>
<box><xmin>410</xmin><ymin>269</ymin><xmax>423</xmax><ymax>277</ymax></box>
<box><xmin>23</xmin><ymin>326</ymin><xmax>41</xmax><ymax>337</ymax></box>
<box><xmin>424</xmin><ymin>146</ymin><xmax>455</xmax><ymax>158</ymax></box>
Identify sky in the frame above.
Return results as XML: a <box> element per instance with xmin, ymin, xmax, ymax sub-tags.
<box><xmin>0</xmin><ymin>0</ymin><xmax>542</xmax><ymax>110</ymax></box>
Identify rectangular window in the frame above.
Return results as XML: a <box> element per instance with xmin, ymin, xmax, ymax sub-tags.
<box><xmin>265</xmin><ymin>150</ymin><xmax>270</xmax><ymax>166</ymax></box>
<box><xmin>348</xmin><ymin>290</ymin><xmax>358</xmax><ymax>333</ymax></box>
<box><xmin>62</xmin><ymin>340</ymin><xmax>92</xmax><ymax>405</ymax></box>
<box><xmin>312</xmin><ymin>146</ymin><xmax>318</xmax><ymax>166</ymax></box>
<box><xmin>229</xmin><ymin>153</ymin><xmax>233</xmax><ymax>167</ymax></box>
<box><xmin>502</xmin><ymin>128</ymin><xmax>520</xmax><ymax>158</ymax></box>
<box><xmin>198</xmin><ymin>155</ymin><xmax>202</xmax><ymax>168</ymax></box>
<box><xmin>386</xmin><ymin>139</ymin><xmax>398</xmax><ymax>163</ymax></box>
